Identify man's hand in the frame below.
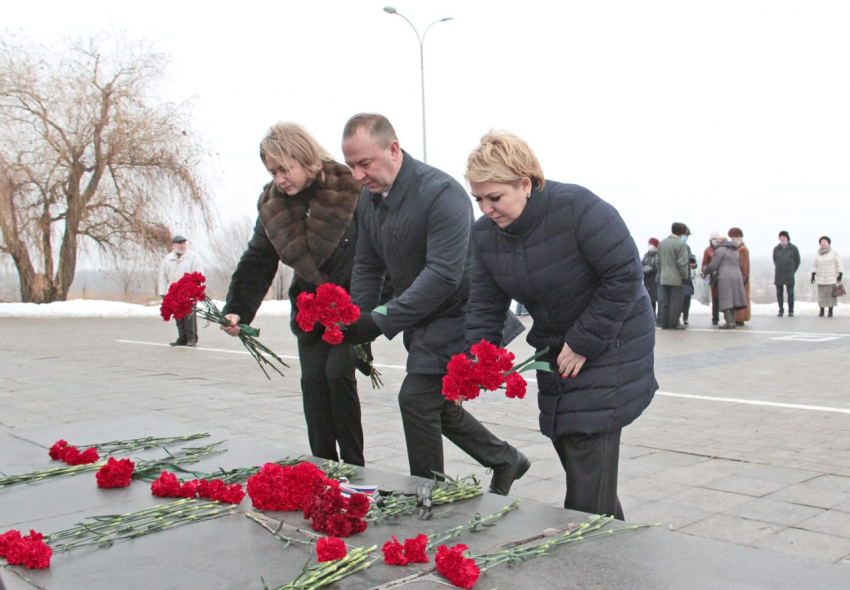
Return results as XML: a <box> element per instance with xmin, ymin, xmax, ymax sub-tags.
<box><xmin>221</xmin><ymin>314</ymin><xmax>242</xmax><ymax>337</ymax></box>
<box><xmin>557</xmin><ymin>342</ymin><xmax>587</xmax><ymax>379</ymax></box>
<box><xmin>344</xmin><ymin>313</ymin><xmax>382</xmax><ymax>345</ymax></box>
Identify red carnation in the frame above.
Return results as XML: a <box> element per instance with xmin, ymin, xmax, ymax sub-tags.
<box><xmin>207</xmin><ymin>480</ymin><xmax>245</xmax><ymax>504</ymax></box>
<box><xmin>3</xmin><ymin>530</ymin><xmax>52</xmax><ymax>569</ymax></box>
<box><xmin>316</xmin><ymin>536</ymin><xmax>347</xmax><ymax>562</ymax></box>
<box><xmin>404</xmin><ymin>534</ymin><xmax>430</xmax><ymax>563</ymax></box>
<box><xmin>295</xmin><ymin>283</ymin><xmax>360</xmax><ymax>343</ymax></box>
<box><xmin>505</xmin><ymin>372</ymin><xmax>527</xmax><ymax>399</ymax></box>
<box><xmin>322</xmin><ymin>325</ymin><xmax>344</xmax><ymax>345</ymax></box>
<box><xmin>247</xmin><ymin>461</ymin><xmax>326</xmax><ymax>511</ymax></box>
<box><xmin>324</xmin><ymin>513</ymin><xmax>353</xmax><ymax>538</ymax></box>
<box><xmin>382</xmin><ymin>536</ymin><xmax>408</xmax><ymax>566</ymax></box>
<box><xmin>435</xmin><ymin>544</ymin><xmax>479</xmax><ymax>589</ymax></box>
<box><xmin>0</xmin><ymin>530</ymin><xmax>22</xmax><ymax>557</ymax></box>
<box><xmin>62</xmin><ymin>446</ymin><xmax>99</xmax><ymax>466</ymax></box>
<box><xmin>346</xmin><ymin>493</ymin><xmax>370</xmax><ymax>519</ymax></box>
<box><xmin>151</xmin><ymin>471</ymin><xmax>181</xmax><ymax>497</ymax></box>
<box><xmin>96</xmin><ymin>457</ymin><xmax>134</xmax><ymax>488</ymax></box>
<box><xmin>48</xmin><ymin>440</ymin><xmax>69</xmax><ymax>460</ymax></box>
<box><xmin>194</xmin><ymin>479</ymin><xmax>211</xmax><ymax>498</ymax></box>
<box><xmin>160</xmin><ymin>272</ymin><xmax>207</xmax><ymax>321</ymax></box>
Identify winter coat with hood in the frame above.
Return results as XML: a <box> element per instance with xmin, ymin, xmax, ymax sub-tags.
<box><xmin>464</xmin><ymin>181</ymin><xmax>657</xmax><ymax>440</ymax></box>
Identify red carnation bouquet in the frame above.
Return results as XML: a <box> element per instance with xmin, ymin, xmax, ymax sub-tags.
<box><xmin>160</xmin><ymin>272</ymin><xmax>289</xmax><ymax>379</ymax></box>
<box><xmin>150</xmin><ymin>471</ymin><xmax>245</xmax><ymax>504</ymax></box>
<box><xmin>442</xmin><ymin>341</ymin><xmax>551</xmax><ymax>403</ymax></box>
<box><xmin>49</xmin><ymin>440</ymin><xmax>99</xmax><ymax>465</ymax></box>
<box><xmin>296</xmin><ymin>283</ymin><xmax>382</xmax><ymax>388</ymax></box>
<box><xmin>0</xmin><ymin>529</ymin><xmax>52</xmax><ymax>569</ymax></box>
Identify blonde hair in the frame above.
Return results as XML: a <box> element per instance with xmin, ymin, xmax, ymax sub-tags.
<box><xmin>260</xmin><ymin>122</ymin><xmax>331</xmax><ymax>175</ymax></box>
<box><xmin>465</xmin><ymin>131</ymin><xmax>545</xmax><ymax>190</ymax></box>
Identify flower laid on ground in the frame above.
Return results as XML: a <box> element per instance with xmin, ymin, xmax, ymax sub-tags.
<box><xmin>95</xmin><ymin>458</ymin><xmax>135</xmax><ymax>488</ymax></box>
<box><xmin>442</xmin><ymin>341</ymin><xmax>551</xmax><ymax>403</ymax></box>
<box><xmin>49</xmin><ymin>440</ymin><xmax>100</xmax><ymax>465</ymax></box>
<box><xmin>296</xmin><ymin>283</ymin><xmax>383</xmax><ymax>388</ymax></box>
<box><xmin>0</xmin><ymin>529</ymin><xmax>52</xmax><ymax>569</ymax></box>
<box><xmin>436</xmin><ymin>543</ymin><xmax>480</xmax><ymax>589</ymax></box>
<box><xmin>302</xmin><ymin>478</ymin><xmax>369</xmax><ymax>537</ymax></box>
<box><xmin>315</xmin><ymin>536</ymin><xmax>347</xmax><ymax>562</ymax></box>
<box><xmin>45</xmin><ymin>499</ymin><xmax>236</xmax><ymax>554</ymax></box>
<box><xmin>381</xmin><ymin>533</ymin><xmax>429</xmax><ymax>565</ymax></box>
<box><xmin>160</xmin><ymin>272</ymin><xmax>289</xmax><ymax>379</ymax></box>
<box><xmin>247</xmin><ymin>461</ymin><xmax>329</xmax><ymax>511</ymax></box>
<box><xmin>365</xmin><ymin>474</ymin><xmax>482</xmax><ymax>522</ymax></box>
<box><xmin>151</xmin><ymin>471</ymin><xmax>246</xmax><ymax>504</ymax></box>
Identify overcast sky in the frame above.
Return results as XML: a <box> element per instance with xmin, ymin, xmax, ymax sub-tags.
<box><xmin>6</xmin><ymin>0</ymin><xmax>850</xmax><ymax>263</ymax></box>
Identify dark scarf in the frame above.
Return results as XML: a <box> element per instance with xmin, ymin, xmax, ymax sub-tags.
<box><xmin>258</xmin><ymin>160</ymin><xmax>360</xmax><ymax>285</ymax></box>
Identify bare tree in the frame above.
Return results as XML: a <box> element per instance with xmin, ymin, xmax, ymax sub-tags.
<box><xmin>0</xmin><ymin>32</ymin><xmax>211</xmax><ymax>303</ymax></box>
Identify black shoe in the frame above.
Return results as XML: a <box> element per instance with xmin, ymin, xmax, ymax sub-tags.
<box><xmin>735</xmin><ymin>321</ymin><xmax>744</xmax><ymax>326</ymax></box>
<box><xmin>186</xmin><ymin>341</ymin><xmax>197</xmax><ymax>347</ymax></box>
<box><xmin>170</xmin><ymin>340</ymin><xmax>188</xmax><ymax>346</ymax></box>
<box><xmin>711</xmin><ymin>319</ymin><xmax>719</xmax><ymax>325</ymax></box>
<box><xmin>778</xmin><ymin>310</ymin><xmax>784</xmax><ymax>317</ymax></box>
<box><xmin>683</xmin><ymin>320</ymin><xmax>689</xmax><ymax>325</ymax></box>
<box><xmin>819</xmin><ymin>308</ymin><xmax>825</xmax><ymax>317</ymax></box>
<box><xmin>788</xmin><ymin>311</ymin><xmax>794</xmax><ymax>317</ymax></box>
<box><xmin>671</xmin><ymin>324</ymin><xmax>686</xmax><ymax>330</ymax></box>
<box><xmin>828</xmin><ymin>308</ymin><xmax>834</xmax><ymax>318</ymax></box>
<box><xmin>719</xmin><ymin>323</ymin><xmax>735</xmax><ymax>330</ymax></box>
<box><xmin>489</xmin><ymin>451</ymin><xmax>531</xmax><ymax>496</ymax></box>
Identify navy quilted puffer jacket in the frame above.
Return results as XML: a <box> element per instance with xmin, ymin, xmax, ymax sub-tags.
<box><xmin>465</xmin><ymin>181</ymin><xmax>657</xmax><ymax>439</ymax></box>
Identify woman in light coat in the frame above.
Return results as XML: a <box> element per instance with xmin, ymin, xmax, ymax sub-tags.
<box><xmin>702</xmin><ymin>236</ymin><xmax>748</xmax><ymax>329</ymax></box>
<box><xmin>811</xmin><ymin>236</ymin><xmax>844</xmax><ymax>317</ymax></box>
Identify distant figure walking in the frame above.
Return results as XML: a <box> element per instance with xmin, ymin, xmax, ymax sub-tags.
<box><xmin>159</xmin><ymin>235</ymin><xmax>204</xmax><ymax>346</ymax></box>
<box><xmin>701</xmin><ymin>231</ymin><xmax>722</xmax><ymax>325</ymax></box>
<box><xmin>728</xmin><ymin>227</ymin><xmax>751</xmax><ymax>326</ymax></box>
<box><xmin>773</xmin><ymin>231</ymin><xmax>800</xmax><ymax>317</ymax></box>
<box><xmin>657</xmin><ymin>223</ymin><xmax>689</xmax><ymax>330</ymax></box>
<box><xmin>702</xmin><ymin>235</ymin><xmax>747</xmax><ymax>329</ymax></box>
<box><xmin>642</xmin><ymin>238</ymin><xmax>659</xmax><ymax>316</ymax></box>
<box><xmin>811</xmin><ymin>236</ymin><xmax>844</xmax><ymax>318</ymax></box>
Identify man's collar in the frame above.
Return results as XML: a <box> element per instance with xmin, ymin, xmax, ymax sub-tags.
<box><xmin>380</xmin><ymin>150</ymin><xmax>414</xmax><ymax>211</ymax></box>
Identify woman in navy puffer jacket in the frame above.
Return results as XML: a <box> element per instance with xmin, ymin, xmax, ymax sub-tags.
<box><xmin>463</xmin><ymin>131</ymin><xmax>657</xmax><ymax>520</ymax></box>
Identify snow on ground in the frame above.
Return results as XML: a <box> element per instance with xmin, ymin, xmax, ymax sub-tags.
<box><xmin>0</xmin><ymin>299</ymin><xmax>846</xmax><ymax>319</ymax></box>
<box><xmin>0</xmin><ymin>299</ymin><xmax>292</xmax><ymax>319</ymax></box>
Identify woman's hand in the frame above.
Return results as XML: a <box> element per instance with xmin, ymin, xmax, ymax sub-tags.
<box><xmin>221</xmin><ymin>313</ymin><xmax>242</xmax><ymax>337</ymax></box>
<box><xmin>557</xmin><ymin>342</ymin><xmax>587</xmax><ymax>378</ymax></box>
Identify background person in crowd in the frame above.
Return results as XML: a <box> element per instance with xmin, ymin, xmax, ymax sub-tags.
<box><xmin>341</xmin><ymin>114</ymin><xmax>528</xmax><ymax>494</ymax></box>
<box><xmin>462</xmin><ymin>130</ymin><xmax>656</xmax><ymax>520</ymax></box>
<box><xmin>657</xmin><ymin>223</ymin><xmax>689</xmax><ymax>330</ymax></box>
<box><xmin>773</xmin><ymin>230</ymin><xmax>801</xmax><ymax>317</ymax></box>
<box><xmin>158</xmin><ymin>235</ymin><xmax>203</xmax><ymax>347</ymax></box>
<box><xmin>728</xmin><ymin>227</ymin><xmax>751</xmax><ymax>326</ymax></box>
<box><xmin>642</xmin><ymin>238</ymin><xmax>659</xmax><ymax>317</ymax></box>
<box><xmin>680</xmin><ymin>227</ymin><xmax>697</xmax><ymax>326</ymax></box>
<box><xmin>701</xmin><ymin>231</ymin><xmax>722</xmax><ymax>325</ymax></box>
<box><xmin>702</xmin><ymin>235</ymin><xmax>747</xmax><ymax>329</ymax></box>
<box><xmin>220</xmin><ymin>122</ymin><xmax>367</xmax><ymax>466</ymax></box>
<box><xmin>811</xmin><ymin>236</ymin><xmax>844</xmax><ymax>318</ymax></box>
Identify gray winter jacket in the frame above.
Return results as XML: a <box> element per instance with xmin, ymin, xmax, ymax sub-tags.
<box><xmin>703</xmin><ymin>241</ymin><xmax>747</xmax><ymax>311</ymax></box>
<box><xmin>464</xmin><ymin>181</ymin><xmax>657</xmax><ymax>439</ymax></box>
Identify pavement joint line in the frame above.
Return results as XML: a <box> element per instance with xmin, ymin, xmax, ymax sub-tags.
<box><xmin>656</xmin><ymin>391</ymin><xmax>850</xmax><ymax>415</ymax></box>
<box><xmin>684</xmin><ymin>328</ymin><xmax>850</xmax><ymax>337</ymax></box>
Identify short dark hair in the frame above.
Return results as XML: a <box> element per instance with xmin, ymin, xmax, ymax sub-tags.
<box><xmin>820</xmin><ymin>235</ymin><xmax>831</xmax><ymax>245</ymax></box>
<box><xmin>671</xmin><ymin>222</ymin><xmax>687</xmax><ymax>236</ymax></box>
<box><xmin>342</xmin><ymin>113</ymin><xmax>398</xmax><ymax>149</ymax></box>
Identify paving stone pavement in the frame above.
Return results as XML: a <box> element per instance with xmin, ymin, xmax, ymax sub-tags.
<box><xmin>2</xmin><ymin>312</ymin><xmax>850</xmax><ymax>567</ymax></box>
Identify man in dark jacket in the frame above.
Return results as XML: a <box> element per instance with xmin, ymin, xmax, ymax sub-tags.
<box><xmin>341</xmin><ymin>113</ymin><xmax>528</xmax><ymax>494</ymax></box>
<box><xmin>657</xmin><ymin>223</ymin><xmax>690</xmax><ymax>330</ymax></box>
<box><xmin>774</xmin><ymin>230</ymin><xmax>801</xmax><ymax>316</ymax></box>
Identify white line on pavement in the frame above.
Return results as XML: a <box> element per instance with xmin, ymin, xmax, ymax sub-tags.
<box><xmin>116</xmin><ymin>340</ymin><xmax>850</xmax><ymax>414</ymax></box>
<box><xmin>685</xmin><ymin>328</ymin><xmax>849</xmax><ymax>337</ymax></box>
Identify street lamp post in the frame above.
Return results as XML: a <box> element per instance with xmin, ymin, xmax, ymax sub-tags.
<box><xmin>383</xmin><ymin>7</ymin><xmax>453</xmax><ymax>164</ymax></box>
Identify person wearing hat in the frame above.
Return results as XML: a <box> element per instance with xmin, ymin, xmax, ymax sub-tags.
<box><xmin>811</xmin><ymin>236</ymin><xmax>844</xmax><ymax>317</ymax></box>
<box><xmin>701</xmin><ymin>231</ymin><xmax>722</xmax><ymax>324</ymax></box>
<box><xmin>642</xmin><ymin>238</ymin><xmax>660</xmax><ymax>317</ymax></box>
<box><xmin>773</xmin><ymin>231</ymin><xmax>800</xmax><ymax>317</ymax></box>
<box><xmin>158</xmin><ymin>235</ymin><xmax>204</xmax><ymax>346</ymax></box>
<box><xmin>728</xmin><ymin>227</ymin><xmax>751</xmax><ymax>325</ymax></box>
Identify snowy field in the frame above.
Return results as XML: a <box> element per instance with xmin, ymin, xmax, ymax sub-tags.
<box><xmin>0</xmin><ymin>299</ymin><xmax>846</xmax><ymax>319</ymax></box>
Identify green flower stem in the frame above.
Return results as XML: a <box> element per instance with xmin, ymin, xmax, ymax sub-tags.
<box><xmin>365</xmin><ymin>474</ymin><xmax>482</xmax><ymax>522</ymax></box>
<box><xmin>78</xmin><ymin>433</ymin><xmax>210</xmax><ymax>456</ymax></box>
<box><xmin>46</xmin><ymin>499</ymin><xmax>236</xmax><ymax>553</ymax></box>
<box><xmin>508</xmin><ymin>346</ymin><xmax>551</xmax><ymax>374</ymax></box>
<box><xmin>271</xmin><ymin>546</ymin><xmax>377</xmax><ymax>590</ymax></box>
<box><xmin>245</xmin><ymin>512</ymin><xmax>315</xmax><ymax>547</ymax></box>
<box><xmin>427</xmin><ymin>499</ymin><xmax>521</xmax><ymax>550</ymax></box>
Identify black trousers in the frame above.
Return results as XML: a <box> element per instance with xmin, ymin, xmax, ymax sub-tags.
<box><xmin>175</xmin><ymin>311</ymin><xmax>197</xmax><ymax>344</ymax></box>
<box><xmin>658</xmin><ymin>285</ymin><xmax>683</xmax><ymax>329</ymax></box>
<box><xmin>297</xmin><ymin>336</ymin><xmax>364</xmax><ymax>466</ymax></box>
<box><xmin>682</xmin><ymin>295</ymin><xmax>692</xmax><ymax>322</ymax></box>
<box><xmin>776</xmin><ymin>285</ymin><xmax>795</xmax><ymax>312</ymax></box>
<box><xmin>711</xmin><ymin>297</ymin><xmax>720</xmax><ymax>323</ymax></box>
<box><xmin>553</xmin><ymin>429</ymin><xmax>624</xmax><ymax>520</ymax></box>
<box><xmin>399</xmin><ymin>373</ymin><xmax>516</xmax><ymax>479</ymax></box>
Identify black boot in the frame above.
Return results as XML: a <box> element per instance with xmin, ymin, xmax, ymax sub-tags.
<box><xmin>828</xmin><ymin>307</ymin><xmax>834</xmax><ymax>318</ymax></box>
<box><xmin>819</xmin><ymin>307</ymin><xmax>825</xmax><ymax>317</ymax></box>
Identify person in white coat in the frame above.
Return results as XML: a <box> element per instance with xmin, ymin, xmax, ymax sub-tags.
<box><xmin>811</xmin><ymin>236</ymin><xmax>844</xmax><ymax>318</ymax></box>
<box><xmin>158</xmin><ymin>235</ymin><xmax>204</xmax><ymax>345</ymax></box>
